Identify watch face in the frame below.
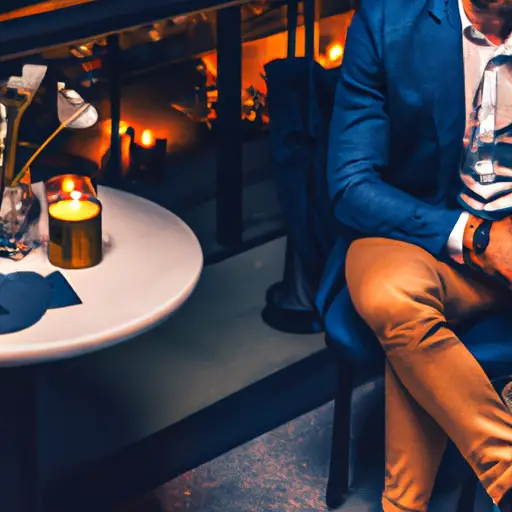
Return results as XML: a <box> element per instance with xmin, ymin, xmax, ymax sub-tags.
<box><xmin>473</xmin><ymin>220</ymin><xmax>492</xmax><ymax>254</ymax></box>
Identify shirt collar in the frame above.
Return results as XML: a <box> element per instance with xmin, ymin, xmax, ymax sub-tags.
<box><xmin>458</xmin><ymin>0</ymin><xmax>494</xmax><ymax>46</ymax></box>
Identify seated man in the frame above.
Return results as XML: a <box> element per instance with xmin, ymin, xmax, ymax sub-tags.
<box><xmin>326</xmin><ymin>0</ymin><xmax>512</xmax><ymax>510</ymax></box>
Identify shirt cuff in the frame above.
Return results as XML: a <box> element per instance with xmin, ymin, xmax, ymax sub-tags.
<box><xmin>446</xmin><ymin>212</ymin><xmax>470</xmax><ymax>264</ymax></box>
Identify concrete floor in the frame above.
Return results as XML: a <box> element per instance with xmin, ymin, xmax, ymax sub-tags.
<box><xmin>117</xmin><ymin>377</ymin><xmax>497</xmax><ymax>512</ymax></box>
<box><xmin>38</xmin><ymin>237</ymin><xmax>325</xmax><ymax>485</ymax></box>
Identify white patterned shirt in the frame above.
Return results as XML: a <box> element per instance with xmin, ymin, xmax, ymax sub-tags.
<box><xmin>446</xmin><ymin>0</ymin><xmax>512</xmax><ymax>263</ymax></box>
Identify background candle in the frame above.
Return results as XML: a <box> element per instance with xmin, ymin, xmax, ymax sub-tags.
<box><xmin>48</xmin><ymin>196</ymin><xmax>102</xmax><ymax>269</ymax></box>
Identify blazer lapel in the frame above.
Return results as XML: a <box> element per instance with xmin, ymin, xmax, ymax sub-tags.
<box><xmin>425</xmin><ymin>0</ymin><xmax>466</xmax><ymax>174</ymax></box>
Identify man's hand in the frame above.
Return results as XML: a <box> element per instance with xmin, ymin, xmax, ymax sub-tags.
<box><xmin>463</xmin><ymin>214</ymin><xmax>512</xmax><ymax>287</ymax></box>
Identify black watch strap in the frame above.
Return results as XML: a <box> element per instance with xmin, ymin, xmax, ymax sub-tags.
<box><xmin>473</xmin><ymin>219</ymin><xmax>492</xmax><ymax>254</ymax></box>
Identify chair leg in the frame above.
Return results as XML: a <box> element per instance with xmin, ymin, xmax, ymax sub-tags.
<box><xmin>326</xmin><ymin>358</ymin><xmax>353</xmax><ymax>509</ymax></box>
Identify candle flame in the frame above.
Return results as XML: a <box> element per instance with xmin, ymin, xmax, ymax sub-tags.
<box><xmin>62</xmin><ymin>178</ymin><xmax>75</xmax><ymax>193</ymax></box>
<box><xmin>328</xmin><ymin>43</ymin><xmax>344</xmax><ymax>62</ymax></box>
<box><xmin>141</xmin><ymin>129</ymin><xmax>155</xmax><ymax>148</ymax></box>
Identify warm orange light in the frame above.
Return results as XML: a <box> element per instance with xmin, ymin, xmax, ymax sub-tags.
<box><xmin>206</xmin><ymin>89</ymin><xmax>218</xmax><ymax>103</ymax></box>
<box><xmin>148</xmin><ymin>28</ymin><xmax>162</xmax><ymax>42</ymax></box>
<box><xmin>328</xmin><ymin>43</ymin><xmax>344</xmax><ymax>62</ymax></box>
<box><xmin>62</xmin><ymin>178</ymin><xmax>75</xmax><ymax>193</ymax></box>
<box><xmin>105</xmin><ymin>120</ymin><xmax>129</xmax><ymax>135</ymax></box>
<box><xmin>141</xmin><ymin>129</ymin><xmax>155</xmax><ymax>148</ymax></box>
<box><xmin>49</xmin><ymin>199</ymin><xmax>100</xmax><ymax>222</ymax></box>
<box><xmin>246</xmin><ymin>111</ymin><xmax>257</xmax><ymax>122</ymax></box>
<box><xmin>118</xmin><ymin>121</ymin><xmax>129</xmax><ymax>135</ymax></box>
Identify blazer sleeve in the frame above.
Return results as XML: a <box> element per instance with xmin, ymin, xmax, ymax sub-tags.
<box><xmin>327</xmin><ymin>0</ymin><xmax>462</xmax><ymax>257</ymax></box>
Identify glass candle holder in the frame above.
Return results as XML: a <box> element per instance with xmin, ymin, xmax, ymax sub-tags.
<box><xmin>46</xmin><ymin>174</ymin><xmax>102</xmax><ymax>269</ymax></box>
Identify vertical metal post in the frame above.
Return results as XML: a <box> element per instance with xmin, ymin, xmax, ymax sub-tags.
<box><xmin>106</xmin><ymin>34</ymin><xmax>122</xmax><ymax>185</ymax></box>
<box><xmin>287</xmin><ymin>0</ymin><xmax>298</xmax><ymax>59</ymax></box>
<box><xmin>304</xmin><ymin>0</ymin><xmax>320</xmax><ymax>60</ymax></box>
<box><xmin>215</xmin><ymin>6</ymin><xmax>243</xmax><ymax>247</ymax></box>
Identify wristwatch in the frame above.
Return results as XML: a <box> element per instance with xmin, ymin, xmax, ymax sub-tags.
<box><xmin>462</xmin><ymin>216</ymin><xmax>493</xmax><ymax>269</ymax></box>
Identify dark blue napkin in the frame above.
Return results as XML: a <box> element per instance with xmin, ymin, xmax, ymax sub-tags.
<box><xmin>0</xmin><ymin>271</ymin><xmax>82</xmax><ymax>334</ymax></box>
<box><xmin>45</xmin><ymin>271</ymin><xmax>82</xmax><ymax>309</ymax></box>
<box><xmin>0</xmin><ymin>272</ymin><xmax>51</xmax><ymax>334</ymax></box>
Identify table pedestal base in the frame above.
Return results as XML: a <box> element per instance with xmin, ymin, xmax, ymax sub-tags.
<box><xmin>0</xmin><ymin>366</ymin><xmax>42</xmax><ymax>511</ymax></box>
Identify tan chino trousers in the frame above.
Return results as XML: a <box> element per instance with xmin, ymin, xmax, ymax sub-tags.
<box><xmin>345</xmin><ymin>237</ymin><xmax>512</xmax><ymax>512</ymax></box>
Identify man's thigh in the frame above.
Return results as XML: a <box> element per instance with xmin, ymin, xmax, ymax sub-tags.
<box><xmin>345</xmin><ymin>237</ymin><xmax>504</xmax><ymax>325</ymax></box>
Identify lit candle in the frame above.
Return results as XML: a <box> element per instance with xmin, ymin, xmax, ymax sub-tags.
<box><xmin>48</xmin><ymin>198</ymin><xmax>101</xmax><ymax>222</ymax></box>
<box><xmin>141</xmin><ymin>129</ymin><xmax>155</xmax><ymax>148</ymax></box>
<box><xmin>319</xmin><ymin>42</ymin><xmax>344</xmax><ymax>69</ymax></box>
<box><xmin>132</xmin><ymin>129</ymin><xmax>166</xmax><ymax>183</ymax></box>
<box><xmin>46</xmin><ymin>174</ymin><xmax>102</xmax><ymax>269</ymax></box>
<box><xmin>328</xmin><ymin>43</ymin><xmax>344</xmax><ymax>62</ymax></box>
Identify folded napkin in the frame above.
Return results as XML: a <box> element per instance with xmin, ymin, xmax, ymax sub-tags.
<box><xmin>45</xmin><ymin>271</ymin><xmax>82</xmax><ymax>309</ymax></box>
<box><xmin>0</xmin><ymin>272</ymin><xmax>51</xmax><ymax>334</ymax></box>
<box><xmin>0</xmin><ymin>271</ymin><xmax>81</xmax><ymax>334</ymax></box>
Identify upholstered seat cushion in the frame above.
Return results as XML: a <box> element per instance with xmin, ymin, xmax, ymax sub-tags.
<box><xmin>325</xmin><ymin>286</ymin><xmax>512</xmax><ymax>377</ymax></box>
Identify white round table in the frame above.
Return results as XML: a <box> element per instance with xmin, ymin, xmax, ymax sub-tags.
<box><xmin>0</xmin><ymin>185</ymin><xmax>203</xmax><ymax>511</ymax></box>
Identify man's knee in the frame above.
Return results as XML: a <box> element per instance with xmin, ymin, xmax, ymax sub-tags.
<box><xmin>345</xmin><ymin>238</ymin><xmax>444</xmax><ymax>342</ymax></box>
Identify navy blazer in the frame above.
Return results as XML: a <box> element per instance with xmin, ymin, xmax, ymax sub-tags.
<box><xmin>317</xmin><ymin>0</ymin><xmax>468</xmax><ymax>316</ymax></box>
